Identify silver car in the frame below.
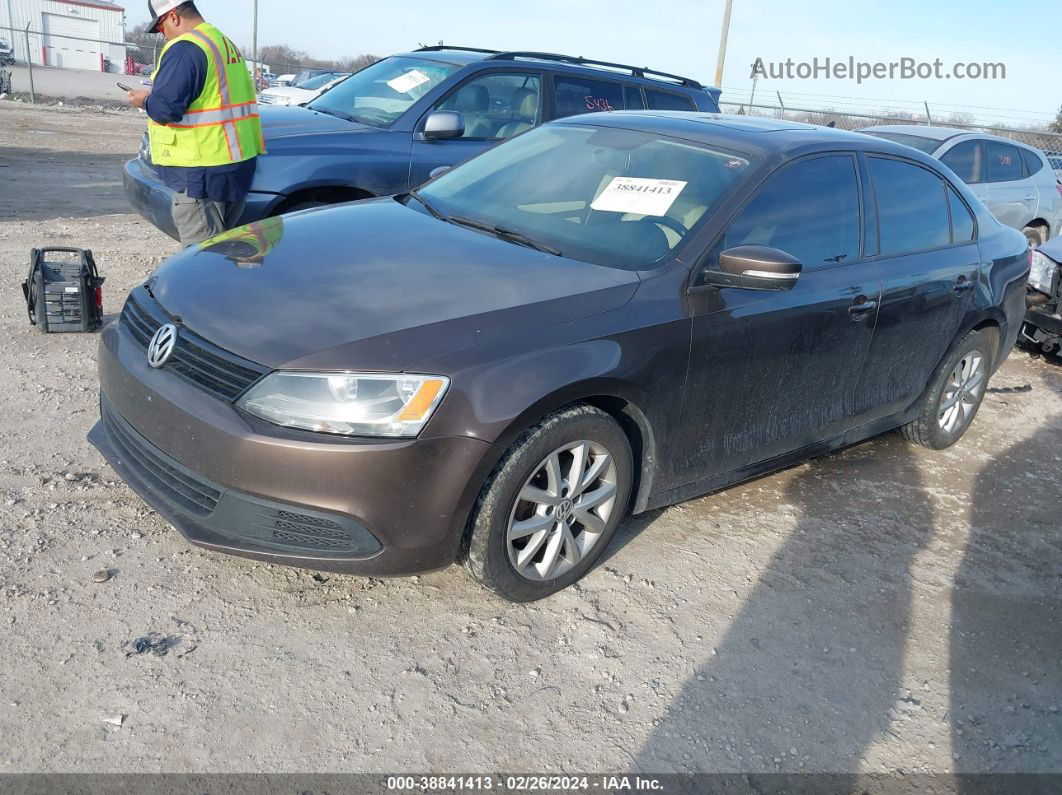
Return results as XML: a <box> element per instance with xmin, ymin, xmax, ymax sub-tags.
<box><xmin>859</xmin><ymin>125</ymin><xmax>1062</xmax><ymax>247</ymax></box>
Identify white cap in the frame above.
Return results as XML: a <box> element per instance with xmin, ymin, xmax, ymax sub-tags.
<box><xmin>148</xmin><ymin>0</ymin><xmax>186</xmax><ymax>28</ymax></box>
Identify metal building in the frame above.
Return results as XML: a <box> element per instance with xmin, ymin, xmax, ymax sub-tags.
<box><xmin>1</xmin><ymin>0</ymin><xmax>127</xmax><ymax>73</ymax></box>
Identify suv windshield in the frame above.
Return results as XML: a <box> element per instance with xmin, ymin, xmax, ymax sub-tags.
<box><xmin>416</xmin><ymin>124</ymin><xmax>755</xmax><ymax>270</ymax></box>
<box><xmin>307</xmin><ymin>56</ymin><xmax>458</xmax><ymax>128</ymax></box>
<box><xmin>299</xmin><ymin>72</ymin><xmax>344</xmax><ymax>91</ymax></box>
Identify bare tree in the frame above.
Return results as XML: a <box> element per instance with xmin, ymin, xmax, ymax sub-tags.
<box><xmin>1051</xmin><ymin>105</ymin><xmax>1062</xmax><ymax>134</ymax></box>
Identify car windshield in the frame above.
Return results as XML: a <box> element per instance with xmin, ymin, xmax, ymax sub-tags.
<box><xmin>860</xmin><ymin>130</ymin><xmax>942</xmax><ymax>155</ymax></box>
<box><xmin>298</xmin><ymin>72</ymin><xmax>343</xmax><ymax>90</ymax></box>
<box><xmin>307</xmin><ymin>56</ymin><xmax>458</xmax><ymax>128</ymax></box>
<box><xmin>415</xmin><ymin>124</ymin><xmax>756</xmax><ymax>270</ymax></box>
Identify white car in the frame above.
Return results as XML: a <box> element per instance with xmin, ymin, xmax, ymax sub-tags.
<box><xmin>860</xmin><ymin>125</ymin><xmax>1062</xmax><ymax>247</ymax></box>
<box><xmin>258</xmin><ymin>71</ymin><xmax>349</xmax><ymax>106</ymax></box>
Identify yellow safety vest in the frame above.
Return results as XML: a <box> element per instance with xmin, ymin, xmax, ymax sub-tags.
<box><xmin>148</xmin><ymin>23</ymin><xmax>266</xmax><ymax>168</ymax></box>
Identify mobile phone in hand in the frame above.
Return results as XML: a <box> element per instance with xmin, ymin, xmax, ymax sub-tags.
<box><xmin>117</xmin><ymin>82</ymin><xmax>134</xmax><ymax>92</ymax></box>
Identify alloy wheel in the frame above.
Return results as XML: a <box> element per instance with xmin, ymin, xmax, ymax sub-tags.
<box><xmin>506</xmin><ymin>440</ymin><xmax>618</xmax><ymax>581</ymax></box>
<box><xmin>938</xmin><ymin>350</ymin><xmax>985</xmax><ymax>433</ymax></box>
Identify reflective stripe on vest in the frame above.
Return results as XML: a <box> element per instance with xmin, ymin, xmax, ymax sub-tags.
<box><xmin>147</xmin><ymin>23</ymin><xmax>265</xmax><ymax>168</ymax></box>
<box><xmin>171</xmin><ymin>101</ymin><xmax>259</xmax><ymax>128</ymax></box>
<box><xmin>185</xmin><ymin>28</ymin><xmax>242</xmax><ymax>161</ymax></box>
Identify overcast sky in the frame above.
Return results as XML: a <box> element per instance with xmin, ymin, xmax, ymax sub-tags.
<box><xmin>135</xmin><ymin>0</ymin><xmax>1061</xmax><ymax>127</ymax></box>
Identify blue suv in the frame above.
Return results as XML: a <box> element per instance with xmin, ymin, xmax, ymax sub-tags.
<box><xmin>123</xmin><ymin>46</ymin><xmax>721</xmax><ymax>240</ymax></box>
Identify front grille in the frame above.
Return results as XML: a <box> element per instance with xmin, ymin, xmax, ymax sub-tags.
<box><xmin>102</xmin><ymin>402</ymin><xmax>222</xmax><ymax>517</ymax></box>
<box><xmin>121</xmin><ymin>293</ymin><xmax>269</xmax><ymax>402</ymax></box>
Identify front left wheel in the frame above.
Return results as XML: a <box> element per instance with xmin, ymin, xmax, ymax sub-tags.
<box><xmin>464</xmin><ymin>405</ymin><xmax>633</xmax><ymax>602</ymax></box>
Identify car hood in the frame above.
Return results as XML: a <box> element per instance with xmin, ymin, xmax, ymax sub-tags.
<box><xmin>148</xmin><ymin>198</ymin><xmax>640</xmax><ymax>372</ymax></box>
<box><xmin>259</xmin><ymin>105</ymin><xmax>372</xmax><ymax>141</ymax></box>
<box><xmin>260</xmin><ymin>87</ymin><xmax>315</xmax><ymax>102</ymax></box>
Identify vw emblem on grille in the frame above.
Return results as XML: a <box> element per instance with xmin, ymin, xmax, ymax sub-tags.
<box><xmin>147</xmin><ymin>323</ymin><xmax>178</xmax><ymax>368</ymax></box>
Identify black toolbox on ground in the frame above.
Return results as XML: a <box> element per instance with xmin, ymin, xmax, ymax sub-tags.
<box><xmin>22</xmin><ymin>247</ymin><xmax>105</xmax><ymax>333</ymax></box>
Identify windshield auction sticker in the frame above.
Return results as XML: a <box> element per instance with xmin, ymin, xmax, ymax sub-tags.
<box><xmin>590</xmin><ymin>177</ymin><xmax>687</xmax><ymax>217</ymax></box>
<box><xmin>387</xmin><ymin>69</ymin><xmax>431</xmax><ymax>94</ymax></box>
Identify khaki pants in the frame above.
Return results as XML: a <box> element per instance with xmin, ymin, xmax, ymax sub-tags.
<box><xmin>171</xmin><ymin>191</ymin><xmax>247</xmax><ymax>248</ymax></box>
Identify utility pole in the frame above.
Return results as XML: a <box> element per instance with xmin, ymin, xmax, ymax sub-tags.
<box><xmin>251</xmin><ymin>0</ymin><xmax>258</xmax><ymax>81</ymax></box>
<box><xmin>713</xmin><ymin>0</ymin><xmax>734</xmax><ymax>89</ymax></box>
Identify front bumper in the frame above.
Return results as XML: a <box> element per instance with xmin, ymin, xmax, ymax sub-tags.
<box><xmin>124</xmin><ymin>157</ymin><xmax>179</xmax><ymax>241</ymax></box>
<box><xmin>90</xmin><ymin>320</ymin><xmax>497</xmax><ymax>575</ymax></box>
<box><xmin>123</xmin><ymin>157</ymin><xmax>284</xmax><ymax>242</ymax></box>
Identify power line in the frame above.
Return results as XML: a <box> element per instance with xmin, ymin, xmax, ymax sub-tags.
<box><xmin>720</xmin><ymin>85</ymin><xmax>1056</xmax><ymax>119</ymax></box>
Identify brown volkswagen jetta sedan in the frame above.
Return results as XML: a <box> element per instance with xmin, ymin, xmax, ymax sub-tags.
<box><xmin>92</xmin><ymin>113</ymin><xmax>1030</xmax><ymax>601</ymax></box>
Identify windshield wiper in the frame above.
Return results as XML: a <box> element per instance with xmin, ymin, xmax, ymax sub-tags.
<box><xmin>450</xmin><ymin>215</ymin><xmax>561</xmax><ymax>256</ymax></box>
<box><xmin>309</xmin><ymin>106</ymin><xmax>357</xmax><ymax>123</ymax></box>
<box><xmin>404</xmin><ymin>191</ymin><xmax>450</xmax><ymax>222</ymax></box>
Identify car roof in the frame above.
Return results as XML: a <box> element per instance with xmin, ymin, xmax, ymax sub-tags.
<box><xmin>392</xmin><ymin>47</ymin><xmax>709</xmax><ymax>95</ymax></box>
<box><xmin>558</xmin><ymin>111</ymin><xmax>924</xmax><ymax>159</ymax></box>
<box><xmin>858</xmin><ymin>124</ymin><xmax>1043</xmax><ymax>152</ymax></box>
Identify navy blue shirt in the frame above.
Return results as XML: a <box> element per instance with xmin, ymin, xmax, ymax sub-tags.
<box><xmin>145</xmin><ymin>40</ymin><xmax>257</xmax><ymax>203</ymax></box>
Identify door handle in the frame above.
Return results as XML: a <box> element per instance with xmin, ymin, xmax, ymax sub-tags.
<box><xmin>954</xmin><ymin>275</ymin><xmax>974</xmax><ymax>292</ymax></box>
<box><xmin>848</xmin><ymin>298</ymin><xmax>877</xmax><ymax>319</ymax></box>
<box><xmin>1023</xmin><ymin>194</ymin><xmax>1036</xmax><ymax>201</ymax></box>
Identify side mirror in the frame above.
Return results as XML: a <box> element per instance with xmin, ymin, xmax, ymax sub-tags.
<box><xmin>428</xmin><ymin>165</ymin><xmax>453</xmax><ymax>180</ymax></box>
<box><xmin>419</xmin><ymin>110</ymin><xmax>464</xmax><ymax>141</ymax></box>
<box><xmin>701</xmin><ymin>245</ymin><xmax>802</xmax><ymax>291</ymax></box>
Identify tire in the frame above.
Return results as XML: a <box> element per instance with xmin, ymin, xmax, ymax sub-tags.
<box><xmin>1023</xmin><ymin>225</ymin><xmax>1046</xmax><ymax>248</ymax></box>
<box><xmin>464</xmin><ymin>405</ymin><xmax>633</xmax><ymax>602</ymax></box>
<box><xmin>898</xmin><ymin>329</ymin><xmax>995</xmax><ymax>449</ymax></box>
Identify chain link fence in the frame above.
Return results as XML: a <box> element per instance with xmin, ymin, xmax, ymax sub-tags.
<box><xmin>1</xmin><ymin>22</ymin><xmax>157</xmax><ymax>75</ymax></box>
<box><xmin>718</xmin><ymin>100</ymin><xmax>1062</xmax><ymax>159</ymax></box>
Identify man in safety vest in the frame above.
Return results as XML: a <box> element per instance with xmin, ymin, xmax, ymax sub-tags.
<box><xmin>126</xmin><ymin>1</ymin><xmax>266</xmax><ymax>247</ymax></box>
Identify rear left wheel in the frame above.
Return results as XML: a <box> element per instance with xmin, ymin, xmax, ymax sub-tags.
<box><xmin>898</xmin><ymin>329</ymin><xmax>994</xmax><ymax>449</ymax></box>
<box><xmin>464</xmin><ymin>405</ymin><xmax>633</xmax><ymax>602</ymax></box>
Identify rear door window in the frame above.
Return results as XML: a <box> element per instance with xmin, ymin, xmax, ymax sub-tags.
<box><xmin>645</xmin><ymin>88</ymin><xmax>696</xmax><ymax>111</ymax></box>
<box><xmin>552</xmin><ymin>76</ymin><xmax>624</xmax><ymax>118</ymax></box>
<box><xmin>939</xmin><ymin>140</ymin><xmax>982</xmax><ymax>184</ymax></box>
<box><xmin>985</xmin><ymin>141</ymin><xmax>1024</xmax><ymax>183</ymax></box>
<box><xmin>712</xmin><ymin>154</ymin><xmax>861</xmax><ymax>271</ymax></box>
<box><xmin>869</xmin><ymin>157</ymin><xmax>951</xmax><ymax>255</ymax></box>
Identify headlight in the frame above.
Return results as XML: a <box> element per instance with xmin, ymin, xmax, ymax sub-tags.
<box><xmin>1029</xmin><ymin>250</ymin><xmax>1059</xmax><ymax>295</ymax></box>
<box><xmin>237</xmin><ymin>372</ymin><xmax>449</xmax><ymax>438</ymax></box>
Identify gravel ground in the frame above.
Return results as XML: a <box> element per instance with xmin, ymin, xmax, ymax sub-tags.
<box><xmin>0</xmin><ymin>102</ymin><xmax>1060</xmax><ymax>776</ymax></box>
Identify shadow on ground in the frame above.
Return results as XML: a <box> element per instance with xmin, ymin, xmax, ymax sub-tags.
<box><xmin>951</xmin><ymin>370</ymin><xmax>1062</xmax><ymax>774</ymax></box>
<box><xmin>0</xmin><ymin>147</ymin><xmax>131</xmax><ymax>220</ymax></box>
<box><xmin>631</xmin><ymin>369</ymin><xmax>1062</xmax><ymax>779</ymax></box>
<box><xmin>633</xmin><ymin>434</ymin><xmax>935</xmax><ymax>774</ymax></box>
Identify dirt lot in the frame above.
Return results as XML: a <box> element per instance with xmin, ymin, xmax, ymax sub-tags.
<box><xmin>0</xmin><ymin>103</ymin><xmax>1060</xmax><ymax>777</ymax></box>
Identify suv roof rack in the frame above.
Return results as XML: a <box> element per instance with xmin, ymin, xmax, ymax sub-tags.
<box><xmin>414</xmin><ymin>45</ymin><xmax>502</xmax><ymax>55</ymax></box>
<box><xmin>487</xmin><ymin>51</ymin><xmax>702</xmax><ymax>88</ymax></box>
<box><xmin>413</xmin><ymin>46</ymin><xmax>703</xmax><ymax>89</ymax></box>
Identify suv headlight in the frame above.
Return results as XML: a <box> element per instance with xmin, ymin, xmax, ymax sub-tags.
<box><xmin>1029</xmin><ymin>250</ymin><xmax>1059</xmax><ymax>295</ymax></box>
<box><xmin>237</xmin><ymin>372</ymin><xmax>449</xmax><ymax>438</ymax></box>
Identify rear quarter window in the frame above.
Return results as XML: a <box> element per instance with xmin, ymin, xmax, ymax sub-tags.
<box><xmin>947</xmin><ymin>186</ymin><xmax>976</xmax><ymax>242</ymax></box>
<box><xmin>1020</xmin><ymin>148</ymin><xmax>1045</xmax><ymax>177</ymax></box>
<box><xmin>645</xmin><ymin>89</ymin><xmax>696</xmax><ymax>111</ymax></box>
